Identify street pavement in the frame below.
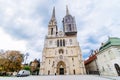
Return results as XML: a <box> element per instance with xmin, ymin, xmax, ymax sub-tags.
<box><xmin>0</xmin><ymin>75</ymin><xmax>119</xmax><ymax>80</ymax></box>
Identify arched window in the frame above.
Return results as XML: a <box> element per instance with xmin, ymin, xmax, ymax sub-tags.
<box><xmin>57</xmin><ymin>40</ymin><xmax>59</xmax><ymax>47</ymax></box>
<box><xmin>69</xmin><ymin>24</ymin><xmax>72</xmax><ymax>31</ymax></box>
<box><xmin>51</xmin><ymin>28</ymin><xmax>53</xmax><ymax>35</ymax></box>
<box><xmin>60</xmin><ymin>40</ymin><xmax>62</xmax><ymax>46</ymax></box>
<box><xmin>63</xmin><ymin>39</ymin><xmax>65</xmax><ymax>46</ymax></box>
<box><xmin>114</xmin><ymin>63</ymin><xmax>120</xmax><ymax>76</ymax></box>
<box><xmin>72</xmin><ymin>57</ymin><xmax>74</xmax><ymax>61</ymax></box>
<box><xmin>59</xmin><ymin>49</ymin><xmax>64</xmax><ymax>54</ymax></box>
<box><xmin>52</xmin><ymin>61</ymin><xmax>55</xmax><ymax>67</ymax></box>
<box><xmin>49</xmin><ymin>60</ymin><xmax>50</xmax><ymax>64</ymax></box>
<box><xmin>73</xmin><ymin>69</ymin><xmax>75</xmax><ymax>75</ymax></box>
<box><xmin>66</xmin><ymin>19</ymin><xmax>67</xmax><ymax>22</ymax></box>
<box><xmin>48</xmin><ymin>70</ymin><xmax>50</xmax><ymax>75</ymax></box>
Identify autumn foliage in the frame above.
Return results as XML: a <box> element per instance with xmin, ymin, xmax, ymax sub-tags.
<box><xmin>0</xmin><ymin>50</ymin><xmax>24</xmax><ymax>72</ymax></box>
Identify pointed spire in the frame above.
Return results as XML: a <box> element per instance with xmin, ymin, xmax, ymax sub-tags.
<box><xmin>49</xmin><ymin>6</ymin><xmax>57</xmax><ymax>25</ymax></box>
<box><xmin>51</xmin><ymin>6</ymin><xmax>55</xmax><ymax>20</ymax></box>
<box><xmin>66</xmin><ymin>5</ymin><xmax>69</xmax><ymax>15</ymax></box>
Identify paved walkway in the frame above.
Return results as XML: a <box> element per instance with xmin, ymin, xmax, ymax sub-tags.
<box><xmin>0</xmin><ymin>75</ymin><xmax>119</xmax><ymax>80</ymax></box>
<box><xmin>101</xmin><ymin>76</ymin><xmax>120</xmax><ymax>80</ymax></box>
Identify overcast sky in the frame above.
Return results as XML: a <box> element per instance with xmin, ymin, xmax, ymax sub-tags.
<box><xmin>0</xmin><ymin>0</ymin><xmax>120</xmax><ymax>63</ymax></box>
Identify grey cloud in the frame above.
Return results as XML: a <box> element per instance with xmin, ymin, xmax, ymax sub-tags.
<box><xmin>0</xmin><ymin>0</ymin><xmax>120</xmax><ymax>60</ymax></box>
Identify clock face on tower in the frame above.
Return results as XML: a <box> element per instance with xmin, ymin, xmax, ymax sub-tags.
<box><xmin>59</xmin><ymin>31</ymin><xmax>64</xmax><ymax>37</ymax></box>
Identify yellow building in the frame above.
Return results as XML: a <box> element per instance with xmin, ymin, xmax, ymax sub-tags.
<box><xmin>40</xmin><ymin>6</ymin><xmax>85</xmax><ymax>75</ymax></box>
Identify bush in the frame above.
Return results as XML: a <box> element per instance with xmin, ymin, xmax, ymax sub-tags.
<box><xmin>23</xmin><ymin>66</ymin><xmax>30</xmax><ymax>71</ymax></box>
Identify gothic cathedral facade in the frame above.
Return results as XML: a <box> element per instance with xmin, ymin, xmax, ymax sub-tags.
<box><xmin>40</xmin><ymin>6</ymin><xmax>86</xmax><ymax>75</ymax></box>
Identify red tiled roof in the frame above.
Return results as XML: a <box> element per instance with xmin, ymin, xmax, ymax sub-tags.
<box><xmin>84</xmin><ymin>55</ymin><xmax>97</xmax><ymax>65</ymax></box>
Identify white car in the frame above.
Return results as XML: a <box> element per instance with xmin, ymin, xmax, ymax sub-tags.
<box><xmin>16</xmin><ymin>70</ymin><xmax>30</xmax><ymax>77</ymax></box>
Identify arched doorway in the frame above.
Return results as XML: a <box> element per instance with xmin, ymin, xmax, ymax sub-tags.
<box><xmin>57</xmin><ymin>61</ymin><xmax>66</xmax><ymax>75</ymax></box>
<box><xmin>114</xmin><ymin>63</ymin><xmax>120</xmax><ymax>76</ymax></box>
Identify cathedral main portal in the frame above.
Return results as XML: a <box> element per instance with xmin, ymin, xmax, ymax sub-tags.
<box><xmin>60</xmin><ymin>68</ymin><xmax>64</xmax><ymax>75</ymax></box>
<box><xmin>57</xmin><ymin>61</ymin><xmax>66</xmax><ymax>75</ymax></box>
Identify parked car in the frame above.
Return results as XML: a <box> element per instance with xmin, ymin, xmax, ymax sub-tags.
<box><xmin>16</xmin><ymin>70</ymin><xmax>30</xmax><ymax>77</ymax></box>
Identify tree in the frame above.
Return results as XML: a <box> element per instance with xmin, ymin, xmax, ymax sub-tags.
<box><xmin>0</xmin><ymin>50</ymin><xmax>24</xmax><ymax>72</ymax></box>
<box><xmin>30</xmin><ymin>59</ymin><xmax>40</xmax><ymax>75</ymax></box>
<box><xmin>23</xmin><ymin>66</ymin><xmax>30</xmax><ymax>71</ymax></box>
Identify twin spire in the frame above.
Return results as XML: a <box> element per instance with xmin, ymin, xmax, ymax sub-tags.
<box><xmin>51</xmin><ymin>6</ymin><xmax>55</xmax><ymax>20</ymax></box>
<box><xmin>51</xmin><ymin>6</ymin><xmax>70</xmax><ymax>20</ymax></box>
<box><xmin>66</xmin><ymin>5</ymin><xmax>69</xmax><ymax>15</ymax></box>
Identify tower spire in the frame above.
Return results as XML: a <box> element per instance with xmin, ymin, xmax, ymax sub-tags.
<box><xmin>66</xmin><ymin>5</ymin><xmax>69</xmax><ymax>15</ymax></box>
<box><xmin>51</xmin><ymin>6</ymin><xmax>55</xmax><ymax>20</ymax></box>
<box><xmin>48</xmin><ymin>6</ymin><xmax>58</xmax><ymax>37</ymax></box>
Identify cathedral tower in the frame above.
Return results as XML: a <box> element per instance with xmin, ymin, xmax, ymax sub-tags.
<box><xmin>40</xmin><ymin>6</ymin><xmax>86</xmax><ymax>75</ymax></box>
<box><xmin>48</xmin><ymin>7</ymin><xmax>58</xmax><ymax>37</ymax></box>
<box><xmin>62</xmin><ymin>6</ymin><xmax>77</xmax><ymax>36</ymax></box>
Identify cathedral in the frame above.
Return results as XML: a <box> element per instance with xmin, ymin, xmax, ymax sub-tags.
<box><xmin>40</xmin><ymin>6</ymin><xmax>86</xmax><ymax>75</ymax></box>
